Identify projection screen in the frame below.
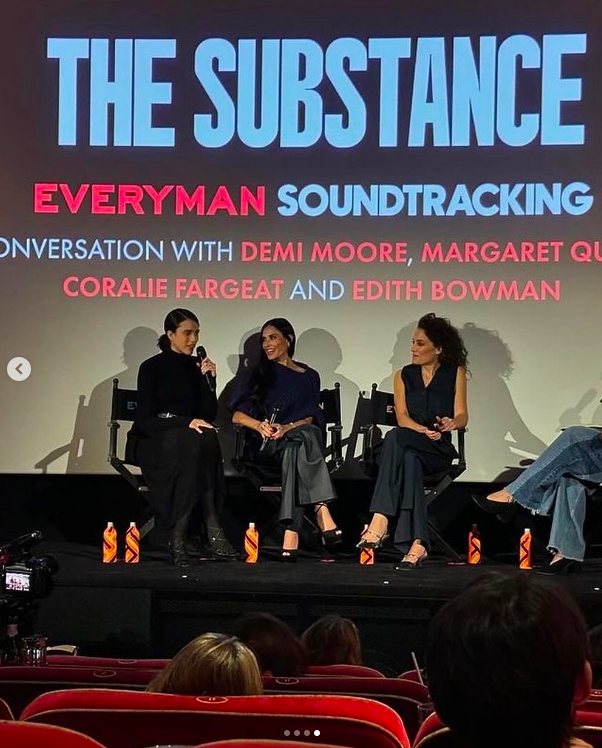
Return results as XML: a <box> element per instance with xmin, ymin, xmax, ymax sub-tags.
<box><xmin>1</xmin><ymin>0</ymin><xmax>601</xmax><ymax>479</ymax></box>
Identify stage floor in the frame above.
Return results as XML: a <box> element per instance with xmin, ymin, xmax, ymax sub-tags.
<box><xmin>32</xmin><ymin>540</ymin><xmax>602</xmax><ymax>675</ymax></box>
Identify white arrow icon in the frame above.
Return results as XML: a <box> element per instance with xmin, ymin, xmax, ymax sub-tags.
<box><xmin>7</xmin><ymin>357</ymin><xmax>31</xmax><ymax>381</ymax></box>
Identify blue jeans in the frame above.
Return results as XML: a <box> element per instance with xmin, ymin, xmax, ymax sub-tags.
<box><xmin>506</xmin><ymin>426</ymin><xmax>602</xmax><ymax>561</ymax></box>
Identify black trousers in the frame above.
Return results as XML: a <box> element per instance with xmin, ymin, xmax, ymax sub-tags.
<box><xmin>253</xmin><ymin>424</ymin><xmax>337</xmax><ymax>533</ymax></box>
<box><xmin>136</xmin><ymin>427</ymin><xmax>226</xmax><ymax>536</ymax></box>
<box><xmin>369</xmin><ymin>427</ymin><xmax>454</xmax><ymax>552</ymax></box>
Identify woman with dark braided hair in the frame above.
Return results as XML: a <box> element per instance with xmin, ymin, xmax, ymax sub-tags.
<box><xmin>357</xmin><ymin>313</ymin><xmax>468</xmax><ymax>569</ymax></box>
<box><xmin>230</xmin><ymin>318</ymin><xmax>340</xmax><ymax>561</ymax></box>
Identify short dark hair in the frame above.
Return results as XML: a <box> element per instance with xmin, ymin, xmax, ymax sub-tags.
<box><xmin>158</xmin><ymin>308</ymin><xmax>199</xmax><ymax>352</ymax></box>
<box><xmin>426</xmin><ymin>573</ymin><xmax>590</xmax><ymax>748</ymax></box>
<box><xmin>417</xmin><ymin>312</ymin><xmax>468</xmax><ymax>369</ymax></box>
<box><xmin>232</xmin><ymin>612</ymin><xmax>306</xmax><ymax>677</ymax></box>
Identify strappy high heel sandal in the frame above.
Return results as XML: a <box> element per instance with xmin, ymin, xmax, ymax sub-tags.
<box><xmin>280</xmin><ymin>549</ymin><xmax>298</xmax><ymax>563</ymax></box>
<box><xmin>356</xmin><ymin>528</ymin><xmax>389</xmax><ymax>550</ymax></box>
<box><xmin>395</xmin><ymin>544</ymin><xmax>428</xmax><ymax>571</ymax></box>
<box><xmin>314</xmin><ymin>502</ymin><xmax>343</xmax><ymax>547</ymax></box>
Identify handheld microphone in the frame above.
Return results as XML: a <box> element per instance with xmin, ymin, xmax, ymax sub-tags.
<box><xmin>196</xmin><ymin>346</ymin><xmax>216</xmax><ymax>392</ymax></box>
<box><xmin>259</xmin><ymin>403</ymin><xmax>281</xmax><ymax>451</ymax></box>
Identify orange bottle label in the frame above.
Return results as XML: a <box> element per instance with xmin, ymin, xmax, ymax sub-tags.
<box><xmin>125</xmin><ymin>526</ymin><xmax>140</xmax><ymax>563</ymax></box>
<box><xmin>360</xmin><ymin>547</ymin><xmax>375</xmax><ymax>565</ymax></box>
<box><xmin>519</xmin><ymin>533</ymin><xmax>532</xmax><ymax>569</ymax></box>
<box><xmin>244</xmin><ymin>527</ymin><xmax>259</xmax><ymax>563</ymax></box>
<box><xmin>103</xmin><ymin>526</ymin><xmax>117</xmax><ymax>563</ymax></box>
<box><xmin>468</xmin><ymin>533</ymin><xmax>481</xmax><ymax>565</ymax></box>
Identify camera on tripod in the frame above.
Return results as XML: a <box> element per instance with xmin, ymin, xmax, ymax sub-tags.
<box><xmin>0</xmin><ymin>531</ymin><xmax>58</xmax><ymax>627</ymax></box>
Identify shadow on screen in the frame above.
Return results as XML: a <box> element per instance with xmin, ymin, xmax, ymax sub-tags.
<box><xmin>216</xmin><ymin>327</ymin><xmax>262</xmax><ymax>475</ymax></box>
<box><xmin>34</xmin><ymin>326</ymin><xmax>158</xmax><ymax>474</ymax></box>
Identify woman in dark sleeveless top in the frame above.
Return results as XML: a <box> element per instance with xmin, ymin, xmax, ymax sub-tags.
<box><xmin>357</xmin><ymin>313</ymin><xmax>468</xmax><ymax>569</ymax></box>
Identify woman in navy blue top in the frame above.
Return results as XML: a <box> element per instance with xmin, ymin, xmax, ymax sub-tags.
<box><xmin>231</xmin><ymin>318</ymin><xmax>340</xmax><ymax>560</ymax></box>
<box><xmin>357</xmin><ymin>313</ymin><xmax>468</xmax><ymax>569</ymax></box>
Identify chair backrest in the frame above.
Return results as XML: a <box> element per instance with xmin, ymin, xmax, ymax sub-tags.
<box><xmin>263</xmin><ymin>675</ymin><xmax>428</xmax><ymax>741</ymax></box>
<box><xmin>21</xmin><ymin>690</ymin><xmax>410</xmax><ymax>748</ymax></box>
<box><xmin>413</xmin><ymin>713</ymin><xmax>462</xmax><ymax>748</ymax></box>
<box><xmin>397</xmin><ymin>670</ymin><xmax>423</xmax><ymax>683</ymax></box>
<box><xmin>46</xmin><ymin>655</ymin><xmax>170</xmax><ymax>669</ymax></box>
<box><xmin>0</xmin><ymin>698</ymin><xmax>14</xmax><ymax>720</ymax></box>
<box><xmin>319</xmin><ymin>383</ymin><xmax>343</xmax><ymax>468</ymax></box>
<box><xmin>110</xmin><ymin>379</ymin><xmax>138</xmax><ymax>423</ymax></box>
<box><xmin>576</xmin><ymin>709</ymin><xmax>602</xmax><ymax>748</ymax></box>
<box><xmin>0</xmin><ymin>666</ymin><xmax>158</xmax><ymax>718</ymax></box>
<box><xmin>0</xmin><ymin>720</ymin><xmax>107</xmax><ymax>748</ymax></box>
<box><xmin>196</xmin><ymin>742</ymin><xmax>344</xmax><ymax>748</ymax></box>
<box><xmin>305</xmin><ymin>664</ymin><xmax>385</xmax><ymax>678</ymax></box>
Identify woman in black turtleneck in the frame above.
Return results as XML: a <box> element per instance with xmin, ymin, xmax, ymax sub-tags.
<box><xmin>128</xmin><ymin>308</ymin><xmax>236</xmax><ymax>565</ymax></box>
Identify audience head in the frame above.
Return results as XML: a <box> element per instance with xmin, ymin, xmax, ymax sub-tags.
<box><xmin>426</xmin><ymin>572</ymin><xmax>591</xmax><ymax>748</ymax></box>
<box><xmin>158</xmin><ymin>308</ymin><xmax>200</xmax><ymax>354</ymax></box>
<box><xmin>415</xmin><ymin>312</ymin><xmax>468</xmax><ymax>369</ymax></box>
<box><xmin>588</xmin><ymin>623</ymin><xmax>602</xmax><ymax>688</ymax></box>
<box><xmin>232</xmin><ymin>612</ymin><xmax>306</xmax><ymax>676</ymax></box>
<box><xmin>302</xmin><ymin>614</ymin><xmax>362</xmax><ymax>666</ymax></box>
<box><xmin>147</xmin><ymin>632</ymin><xmax>263</xmax><ymax>696</ymax></box>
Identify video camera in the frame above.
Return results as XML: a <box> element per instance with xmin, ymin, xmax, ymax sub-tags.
<box><xmin>0</xmin><ymin>531</ymin><xmax>58</xmax><ymax>626</ymax></box>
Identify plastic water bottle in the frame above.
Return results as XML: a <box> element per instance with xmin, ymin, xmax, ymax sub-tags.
<box><xmin>125</xmin><ymin>522</ymin><xmax>140</xmax><ymax>563</ymax></box>
<box><xmin>103</xmin><ymin>522</ymin><xmax>117</xmax><ymax>563</ymax></box>
<box><xmin>244</xmin><ymin>522</ymin><xmax>259</xmax><ymax>563</ymax></box>
<box><xmin>468</xmin><ymin>524</ymin><xmax>481</xmax><ymax>565</ymax></box>
<box><xmin>519</xmin><ymin>528</ymin><xmax>532</xmax><ymax>569</ymax></box>
<box><xmin>360</xmin><ymin>524</ymin><xmax>375</xmax><ymax>565</ymax></box>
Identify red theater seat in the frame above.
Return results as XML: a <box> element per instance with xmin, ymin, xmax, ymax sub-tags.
<box><xmin>197</xmin><ymin>741</ymin><xmax>343</xmax><ymax>748</ymax></box>
<box><xmin>576</xmin><ymin>710</ymin><xmax>602</xmax><ymax>748</ymax></box>
<box><xmin>0</xmin><ymin>665</ymin><xmax>158</xmax><ymax>717</ymax></box>
<box><xmin>0</xmin><ymin>698</ymin><xmax>14</xmax><ymax>720</ymax></box>
<box><xmin>398</xmin><ymin>670</ymin><xmax>424</xmax><ymax>683</ymax></box>
<box><xmin>412</xmin><ymin>713</ymin><xmax>461</xmax><ymax>748</ymax></box>
<box><xmin>47</xmin><ymin>655</ymin><xmax>170</xmax><ymax>669</ymax></box>
<box><xmin>21</xmin><ymin>689</ymin><xmax>410</xmax><ymax>748</ymax></box>
<box><xmin>0</xmin><ymin>720</ymin><xmax>107</xmax><ymax>748</ymax></box>
<box><xmin>305</xmin><ymin>664</ymin><xmax>385</xmax><ymax>678</ymax></box>
<box><xmin>263</xmin><ymin>675</ymin><xmax>428</xmax><ymax>740</ymax></box>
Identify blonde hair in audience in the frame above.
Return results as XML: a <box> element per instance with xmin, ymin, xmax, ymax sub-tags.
<box><xmin>147</xmin><ymin>632</ymin><xmax>263</xmax><ymax>696</ymax></box>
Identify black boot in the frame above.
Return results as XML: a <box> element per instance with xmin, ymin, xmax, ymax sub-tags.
<box><xmin>169</xmin><ymin>514</ymin><xmax>198</xmax><ymax>566</ymax></box>
<box><xmin>206</xmin><ymin>525</ymin><xmax>238</xmax><ymax>559</ymax></box>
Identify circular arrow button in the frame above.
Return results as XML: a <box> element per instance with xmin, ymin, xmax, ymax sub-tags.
<box><xmin>7</xmin><ymin>357</ymin><xmax>31</xmax><ymax>381</ymax></box>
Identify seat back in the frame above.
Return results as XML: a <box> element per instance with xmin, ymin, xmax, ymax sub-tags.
<box><xmin>46</xmin><ymin>655</ymin><xmax>170</xmax><ymax>669</ymax></box>
<box><xmin>196</xmin><ymin>742</ymin><xmax>344</xmax><ymax>748</ymax></box>
<box><xmin>360</xmin><ymin>383</ymin><xmax>466</xmax><ymax>561</ymax></box>
<box><xmin>318</xmin><ymin>383</ymin><xmax>343</xmax><ymax>469</ymax></box>
<box><xmin>0</xmin><ymin>720</ymin><xmax>107</xmax><ymax>748</ymax></box>
<box><xmin>0</xmin><ymin>665</ymin><xmax>158</xmax><ymax>718</ymax></box>
<box><xmin>22</xmin><ymin>689</ymin><xmax>410</xmax><ymax>748</ymax></box>
<box><xmin>108</xmin><ymin>378</ymin><xmax>154</xmax><ymax>536</ymax></box>
<box><xmin>305</xmin><ymin>664</ymin><xmax>384</xmax><ymax>678</ymax></box>
<box><xmin>576</xmin><ymin>709</ymin><xmax>602</xmax><ymax>748</ymax></box>
<box><xmin>413</xmin><ymin>713</ymin><xmax>462</xmax><ymax>748</ymax></box>
<box><xmin>0</xmin><ymin>698</ymin><xmax>14</xmax><ymax>720</ymax></box>
<box><xmin>263</xmin><ymin>675</ymin><xmax>428</xmax><ymax>741</ymax></box>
